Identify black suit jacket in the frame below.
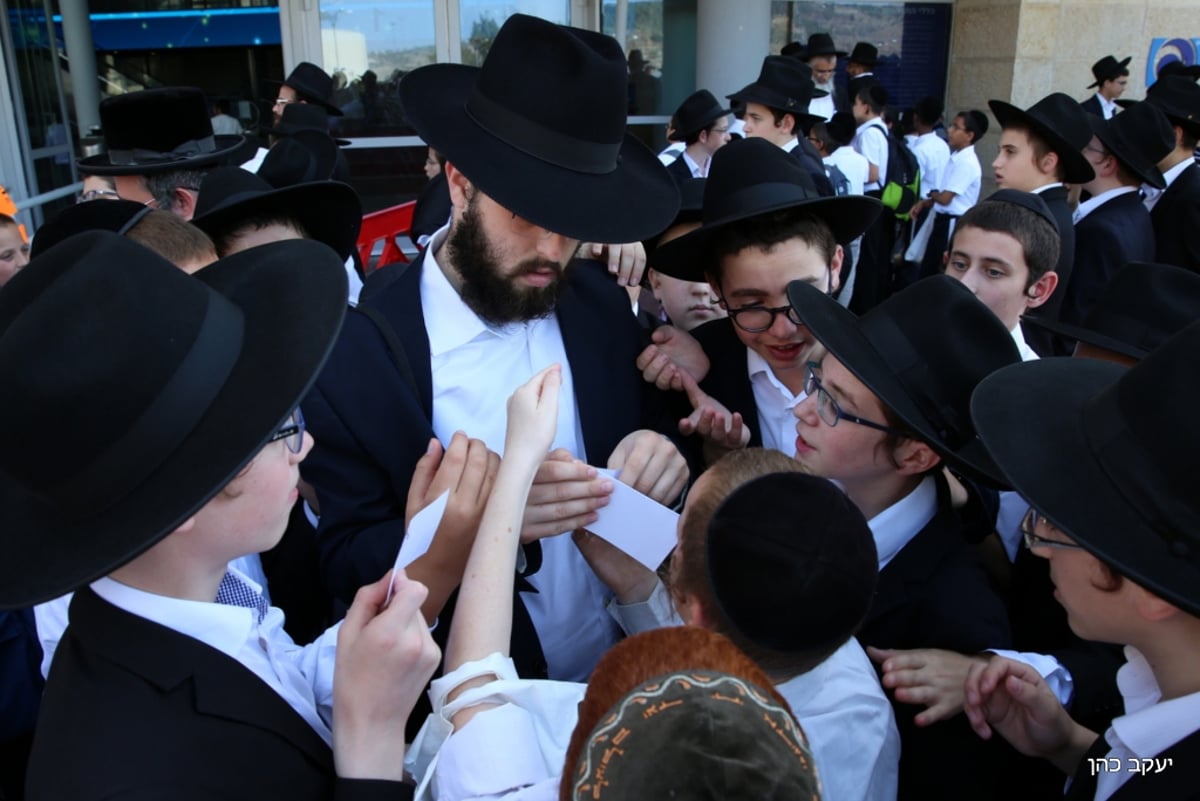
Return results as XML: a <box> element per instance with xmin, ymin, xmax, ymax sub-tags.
<box><xmin>665</xmin><ymin>152</ymin><xmax>694</xmax><ymax>185</ymax></box>
<box><xmin>692</xmin><ymin>318</ymin><xmax>763</xmax><ymax>448</ymax></box>
<box><xmin>1065</xmin><ymin>727</ymin><xmax>1200</xmax><ymax>801</ymax></box>
<box><xmin>1021</xmin><ymin>185</ymin><xmax>1078</xmax><ymax>355</ymax></box>
<box><xmin>304</xmin><ymin>251</ymin><xmax>680</xmax><ymax>667</ymax></box>
<box><xmin>25</xmin><ymin>589</ymin><xmax>407</xmax><ymax>801</ymax></box>
<box><xmin>1062</xmin><ymin>191</ymin><xmax>1156</xmax><ymax>326</ymax></box>
<box><xmin>790</xmin><ymin>139</ymin><xmax>837</xmax><ymax>197</ymax></box>
<box><xmin>1080</xmin><ymin>94</ymin><xmax>1106</xmax><ymax>118</ymax></box>
<box><xmin>1151</xmin><ymin>162</ymin><xmax>1200</xmax><ymax>273</ymax></box>
<box><xmin>857</xmin><ymin>475</ymin><xmax>1014</xmax><ymax>801</ymax></box>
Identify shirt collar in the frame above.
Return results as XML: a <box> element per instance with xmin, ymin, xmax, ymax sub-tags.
<box><xmin>682</xmin><ymin>150</ymin><xmax>706</xmax><ymax>177</ymax></box>
<box><xmin>1074</xmin><ymin>185</ymin><xmax>1137</xmax><ymax>223</ymax></box>
<box><xmin>746</xmin><ymin>348</ymin><xmax>803</xmax><ymax>401</ymax></box>
<box><xmin>90</xmin><ymin>569</ymin><xmax>261</xmax><ymax>660</ymax></box>
<box><xmin>781</xmin><ymin>136</ymin><xmax>800</xmax><ymax>153</ymax></box>
<box><xmin>1030</xmin><ymin>182</ymin><xmax>1064</xmax><ymax>194</ymax></box>
<box><xmin>421</xmin><ymin>223</ymin><xmax>500</xmax><ymax>358</ymax></box>
<box><xmin>868</xmin><ymin>475</ymin><xmax>938</xmax><ymax>569</ymax></box>
<box><xmin>1098</xmin><ymin>94</ymin><xmax>1119</xmax><ymax>117</ymax></box>
<box><xmin>1109</xmin><ymin>645</ymin><xmax>1200</xmax><ymax>759</ymax></box>
<box><xmin>1161</xmin><ymin>158</ymin><xmax>1193</xmax><ymax>188</ymax></box>
<box><xmin>1010</xmin><ymin>323</ymin><xmax>1040</xmax><ymax>362</ymax></box>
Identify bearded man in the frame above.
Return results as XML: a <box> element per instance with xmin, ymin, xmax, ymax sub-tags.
<box><xmin>301</xmin><ymin>14</ymin><xmax>687</xmax><ymax>687</ymax></box>
<box><xmin>802</xmin><ymin>33</ymin><xmax>850</xmax><ymax>121</ymax></box>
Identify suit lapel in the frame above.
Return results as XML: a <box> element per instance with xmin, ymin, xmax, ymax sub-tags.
<box><xmin>365</xmin><ymin>252</ymin><xmax>435</xmax><ymax>419</ymax></box>
<box><xmin>69</xmin><ymin>587</ymin><xmax>334</xmax><ymax>770</ymax></box>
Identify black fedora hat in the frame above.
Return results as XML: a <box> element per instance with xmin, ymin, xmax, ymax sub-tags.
<box><xmin>398</xmin><ymin>14</ymin><xmax>679</xmax><ymax>244</ymax></box>
<box><xmin>727</xmin><ymin>55</ymin><xmax>827</xmax><ymax>126</ymax></box>
<box><xmin>78</xmin><ymin>87</ymin><xmax>252</xmax><ymax>176</ymax></box>
<box><xmin>804</xmin><ymin>33</ymin><xmax>847</xmax><ymax>60</ymax></box>
<box><xmin>279</xmin><ymin>61</ymin><xmax>344</xmax><ymax>117</ymax></box>
<box><xmin>265</xmin><ymin>102</ymin><xmax>350</xmax><ymax>146</ymax></box>
<box><xmin>192</xmin><ymin>166</ymin><xmax>361</xmax><ymax>261</ymax></box>
<box><xmin>1157</xmin><ymin>61</ymin><xmax>1200</xmax><ymax>82</ymax></box>
<box><xmin>257</xmin><ymin>131</ymin><xmax>341</xmax><ymax>187</ymax></box>
<box><xmin>988</xmin><ymin>92</ymin><xmax>1096</xmax><ymax>184</ymax></box>
<box><xmin>668</xmin><ymin>90</ymin><xmax>730</xmax><ymax>142</ymax></box>
<box><xmin>787</xmin><ymin>275</ymin><xmax>1021</xmax><ymax>487</ymax></box>
<box><xmin>651</xmin><ymin>137</ymin><xmax>882</xmax><ymax>282</ymax></box>
<box><xmin>1088</xmin><ymin>100</ymin><xmax>1175</xmax><ymax>189</ymax></box>
<box><xmin>707</xmin><ymin>472</ymin><xmax>877</xmax><ymax>654</ymax></box>
<box><xmin>1140</xmin><ymin>74</ymin><xmax>1200</xmax><ymax>137</ymax></box>
<box><xmin>29</xmin><ymin>200</ymin><xmax>152</xmax><ymax>260</ymax></box>
<box><xmin>1088</xmin><ymin>54</ymin><xmax>1131</xmax><ymax>89</ymax></box>
<box><xmin>1024</xmin><ymin>262</ymin><xmax>1200</xmax><ymax>359</ymax></box>
<box><xmin>971</xmin><ymin>321</ymin><xmax>1200</xmax><ymax>617</ymax></box>
<box><xmin>643</xmin><ymin>177</ymin><xmax>705</xmax><ymax>268</ymax></box>
<box><xmin>0</xmin><ymin>232</ymin><xmax>347</xmax><ymax>608</ymax></box>
<box><xmin>847</xmin><ymin>42</ymin><xmax>878</xmax><ymax>67</ymax></box>
<box><xmin>780</xmin><ymin>41</ymin><xmax>806</xmax><ymax>60</ymax></box>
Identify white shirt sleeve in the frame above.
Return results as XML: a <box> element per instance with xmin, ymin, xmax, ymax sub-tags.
<box><xmin>607</xmin><ymin>579</ymin><xmax>682</xmax><ymax>634</ymax></box>
<box><xmin>859</xmin><ymin>126</ymin><xmax>889</xmax><ymax>182</ymax></box>
<box><xmin>986</xmin><ymin>649</ymin><xmax>1075</xmax><ymax>706</ymax></box>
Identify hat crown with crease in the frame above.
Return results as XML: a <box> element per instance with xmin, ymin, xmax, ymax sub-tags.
<box><xmin>805</xmin><ymin>33</ymin><xmax>846</xmax><ymax>59</ymax></box>
<box><xmin>1090</xmin><ymin>100</ymin><xmax>1176</xmax><ymax>189</ymax></box>
<box><xmin>670</xmin><ymin>89</ymin><xmax>730</xmax><ymax>141</ymax></box>
<box><xmin>397</xmin><ymin>13</ymin><xmax>678</xmax><ymax>243</ymax></box>
<box><xmin>0</xmin><ymin>231</ymin><xmax>347</xmax><ymax>607</ymax></box>
<box><xmin>1089</xmin><ymin>54</ymin><xmax>1131</xmax><ymax>87</ymax></box>
<box><xmin>847</xmin><ymin>42</ymin><xmax>878</xmax><ymax>66</ymax></box>
<box><xmin>281</xmin><ymin>61</ymin><xmax>343</xmax><ymax>116</ymax></box>
<box><xmin>988</xmin><ymin>92</ymin><xmax>1096</xmax><ymax>184</ymax></box>
<box><xmin>1143</xmin><ymin>74</ymin><xmax>1200</xmax><ymax>134</ymax></box>
<box><xmin>728</xmin><ymin>55</ymin><xmax>827</xmax><ymax>112</ymax></box>
<box><xmin>972</xmin><ymin>321</ymin><xmax>1200</xmax><ymax>617</ymax></box>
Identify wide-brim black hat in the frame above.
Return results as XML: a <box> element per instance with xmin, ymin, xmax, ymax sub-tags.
<box><xmin>787</xmin><ymin>275</ymin><xmax>1021</xmax><ymax>487</ymax></box>
<box><xmin>1088</xmin><ymin>101</ymin><xmax>1175</xmax><ymax>189</ymax></box>
<box><xmin>1024</xmin><ymin>262</ymin><xmax>1200</xmax><ymax>359</ymax></box>
<box><xmin>257</xmin><ymin>131</ymin><xmax>342</xmax><ymax>187</ymax></box>
<box><xmin>0</xmin><ymin>232</ymin><xmax>347</xmax><ymax>608</ymax></box>
<box><xmin>29</xmin><ymin>200</ymin><xmax>153</xmax><ymax>260</ymax></box>
<box><xmin>971</xmin><ymin>321</ymin><xmax>1200</xmax><ymax>617</ymax></box>
<box><xmin>1139</xmin><ymin>74</ymin><xmax>1200</xmax><ymax>137</ymax></box>
<box><xmin>264</xmin><ymin>102</ymin><xmax>350</xmax><ymax>145</ymax></box>
<box><xmin>847</xmin><ymin>42</ymin><xmax>878</xmax><ymax>67</ymax></box>
<box><xmin>643</xmin><ymin>177</ymin><xmax>705</xmax><ymax>268</ymax></box>
<box><xmin>192</xmin><ymin>166</ymin><xmax>361</xmax><ymax>261</ymax></box>
<box><xmin>78</xmin><ymin>87</ymin><xmax>252</xmax><ymax>176</ymax></box>
<box><xmin>652</xmin><ymin>137</ymin><xmax>881</xmax><ymax>282</ymax></box>
<box><xmin>727</xmin><ymin>55</ymin><xmax>827</xmax><ymax>126</ymax></box>
<box><xmin>278</xmin><ymin>61</ymin><xmax>344</xmax><ymax>117</ymax></box>
<box><xmin>804</xmin><ymin>33</ymin><xmax>847</xmax><ymax>59</ymax></box>
<box><xmin>398</xmin><ymin>14</ymin><xmax>678</xmax><ymax>244</ymax></box>
<box><xmin>669</xmin><ymin>89</ymin><xmax>730</xmax><ymax>142</ymax></box>
<box><xmin>989</xmin><ymin>93</ymin><xmax>1096</xmax><ymax>184</ymax></box>
<box><xmin>1088</xmin><ymin>55</ymin><xmax>1131</xmax><ymax>89</ymax></box>
<box><xmin>1157</xmin><ymin>61</ymin><xmax>1200</xmax><ymax>82</ymax></box>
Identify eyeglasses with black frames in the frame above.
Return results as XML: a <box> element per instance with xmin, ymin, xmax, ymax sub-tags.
<box><xmin>1020</xmin><ymin>507</ymin><xmax>1086</xmax><ymax>552</ymax></box>
<box><xmin>269</xmin><ymin>408</ymin><xmax>306</xmax><ymax>454</ymax></box>
<box><xmin>802</xmin><ymin>362</ymin><xmax>909</xmax><ymax>436</ymax></box>
<box><xmin>722</xmin><ymin>272</ymin><xmax>834</xmax><ymax>333</ymax></box>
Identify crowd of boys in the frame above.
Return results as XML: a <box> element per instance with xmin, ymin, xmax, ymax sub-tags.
<box><xmin>1</xmin><ymin>14</ymin><xmax>1199</xmax><ymax>801</ymax></box>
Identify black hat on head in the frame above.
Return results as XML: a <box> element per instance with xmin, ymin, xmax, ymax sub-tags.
<box><xmin>29</xmin><ymin>200</ymin><xmax>153</xmax><ymax>259</ymax></box>
<box><xmin>0</xmin><ymin>232</ymin><xmax>347</xmax><ymax>608</ymax></box>
<box><xmin>727</xmin><ymin>55</ymin><xmax>827</xmax><ymax>128</ymax></box>
<box><xmin>257</xmin><ymin>130</ymin><xmax>341</xmax><ymax>187</ymax></box>
<box><xmin>1141</xmin><ymin>75</ymin><xmax>1200</xmax><ymax>137</ymax></box>
<box><xmin>804</xmin><ymin>33</ymin><xmax>847</xmax><ymax>60</ymax></box>
<box><xmin>77</xmin><ymin>87</ymin><xmax>252</xmax><ymax>176</ymax></box>
<box><xmin>847</xmin><ymin>42</ymin><xmax>878</xmax><ymax>67</ymax></box>
<box><xmin>780</xmin><ymin>41</ymin><xmax>806</xmax><ymax>60</ymax></box>
<box><xmin>787</xmin><ymin>275</ymin><xmax>1022</xmax><ymax>487</ymax></box>
<box><xmin>989</xmin><ymin>92</ymin><xmax>1097</xmax><ymax>184</ymax></box>
<box><xmin>972</xmin><ymin>321</ymin><xmax>1200</xmax><ymax>618</ymax></box>
<box><xmin>279</xmin><ymin>61</ymin><xmax>344</xmax><ymax>117</ymax></box>
<box><xmin>1157</xmin><ymin>61</ymin><xmax>1200</xmax><ymax>82</ymax></box>
<box><xmin>192</xmin><ymin>167</ymin><xmax>361</xmax><ymax>261</ymax></box>
<box><xmin>1024</xmin><ymin>262</ymin><xmax>1200</xmax><ymax>359</ymax></box>
<box><xmin>668</xmin><ymin>90</ymin><xmax>730</xmax><ymax>142</ymax></box>
<box><xmin>1088</xmin><ymin>101</ymin><xmax>1175</xmax><ymax>189</ymax></box>
<box><xmin>651</xmin><ymin>137</ymin><xmax>882</xmax><ymax>282</ymax></box>
<box><xmin>398</xmin><ymin>14</ymin><xmax>679</xmax><ymax>244</ymax></box>
<box><xmin>707</xmin><ymin>472</ymin><xmax>877</xmax><ymax>654</ymax></box>
<box><xmin>1088</xmin><ymin>54</ymin><xmax>1132</xmax><ymax>89</ymax></box>
<box><xmin>265</xmin><ymin>102</ymin><xmax>350</xmax><ymax>146</ymax></box>
<box><xmin>643</xmin><ymin>177</ymin><xmax>705</xmax><ymax>267</ymax></box>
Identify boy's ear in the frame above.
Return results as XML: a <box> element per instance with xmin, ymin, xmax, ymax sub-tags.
<box><xmin>829</xmin><ymin>244</ymin><xmax>844</xmax><ymax>294</ymax></box>
<box><xmin>1025</xmin><ymin>270</ymin><xmax>1059</xmax><ymax>310</ymax></box>
<box><xmin>891</xmin><ymin>438</ymin><xmax>941</xmax><ymax>477</ymax></box>
<box><xmin>1039</xmin><ymin>149</ymin><xmax>1060</xmax><ymax>178</ymax></box>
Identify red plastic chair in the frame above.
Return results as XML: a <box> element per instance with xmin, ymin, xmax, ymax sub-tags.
<box><xmin>357</xmin><ymin>200</ymin><xmax>416</xmax><ymax>273</ymax></box>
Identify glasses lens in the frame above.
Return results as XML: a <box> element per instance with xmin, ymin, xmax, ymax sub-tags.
<box><xmin>816</xmin><ymin>387</ymin><xmax>839</xmax><ymax>427</ymax></box>
<box><xmin>288</xmin><ymin>408</ymin><xmax>305</xmax><ymax>453</ymax></box>
<box><xmin>732</xmin><ymin>308</ymin><xmax>772</xmax><ymax>332</ymax></box>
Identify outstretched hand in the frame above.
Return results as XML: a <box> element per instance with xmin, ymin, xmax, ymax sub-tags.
<box><xmin>676</xmin><ymin>367</ymin><xmax>749</xmax><ymax>456</ymax></box>
<box><xmin>581</xmin><ymin>241</ymin><xmax>647</xmax><ymax>287</ymax></box>
<box><xmin>504</xmin><ymin>364</ymin><xmax>562</xmax><ymax>467</ymax></box>
<box><xmin>868</xmin><ymin>646</ymin><xmax>988</xmax><ymax>726</ymax></box>
<box><xmin>636</xmin><ymin>325</ymin><xmax>710</xmax><ymax>391</ymax></box>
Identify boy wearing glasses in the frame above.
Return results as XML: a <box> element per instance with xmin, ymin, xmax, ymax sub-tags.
<box><xmin>785</xmin><ymin>275</ymin><xmax>1019</xmax><ymax>801</ymax></box>
<box><xmin>648</xmin><ymin>136</ymin><xmax>881</xmax><ymax>461</ymax></box>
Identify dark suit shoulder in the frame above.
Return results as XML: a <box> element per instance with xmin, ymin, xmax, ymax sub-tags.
<box><xmin>1151</xmin><ymin>164</ymin><xmax>1200</xmax><ymax>273</ymax></box>
<box><xmin>1080</xmin><ymin>94</ymin><xmax>1104</xmax><ymax>117</ymax></box>
<box><xmin>665</xmin><ymin>153</ymin><xmax>693</xmax><ymax>184</ymax></box>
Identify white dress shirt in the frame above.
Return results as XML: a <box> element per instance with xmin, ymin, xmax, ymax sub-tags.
<box><xmin>1094</xmin><ymin>646</ymin><xmax>1200</xmax><ymax>801</ymax></box>
<box><xmin>747</xmin><ymin>348</ymin><xmax>807</xmax><ymax>455</ymax></box>
<box><xmin>1074</xmin><ymin>186</ymin><xmax>1138</xmax><ymax>223</ymax></box>
<box><xmin>657</xmin><ymin>141</ymin><xmax>685</xmax><ymax>165</ymax></box>
<box><xmin>1011</xmin><ymin>324</ymin><xmax>1040</xmax><ymax>363</ymax></box>
<box><xmin>911</xmin><ymin>131</ymin><xmax>951</xmax><ymax>198</ymax></box>
<box><xmin>1142</xmin><ymin>158</ymin><xmax>1193</xmax><ymax>211</ymax></box>
<box><xmin>867</xmin><ymin>474</ymin><xmax>937</xmax><ymax>569</ymax></box>
<box><xmin>680</xmin><ymin>149</ymin><xmax>707</xmax><ymax>178</ymax></box>
<box><xmin>852</xmin><ymin>118</ymin><xmax>890</xmax><ymax>192</ymax></box>
<box><xmin>92</xmin><ymin>569</ymin><xmax>340</xmax><ymax>744</ymax></box>
<box><xmin>935</xmin><ymin>144</ymin><xmax>982</xmax><ymax>217</ymax></box>
<box><xmin>421</xmin><ymin>228</ymin><xmax>622</xmax><ymax>681</ymax></box>
<box><xmin>809</xmin><ymin>92</ymin><xmax>836</xmax><ymax>122</ymax></box>
<box><xmin>826</xmin><ymin>146</ymin><xmax>871</xmax><ymax>196</ymax></box>
<box><xmin>775</xmin><ymin>639</ymin><xmax>901</xmax><ymax>801</ymax></box>
<box><xmin>1092</xmin><ymin>93</ymin><xmax>1119</xmax><ymax>120</ymax></box>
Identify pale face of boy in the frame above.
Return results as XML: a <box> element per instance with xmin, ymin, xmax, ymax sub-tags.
<box><xmin>649</xmin><ymin>268</ymin><xmax>723</xmax><ymax>331</ymax></box>
<box><xmin>944</xmin><ymin>225</ymin><xmax>1056</xmax><ymax>332</ymax></box>
<box><xmin>993</xmin><ymin>129</ymin><xmax>1052</xmax><ymax>191</ymax></box>
<box><xmin>713</xmin><ymin>237</ymin><xmax>841</xmax><ymax>395</ymax></box>
<box><xmin>0</xmin><ymin>224</ymin><xmax>30</xmax><ymax>287</ymax></box>
<box><xmin>742</xmin><ymin>102</ymin><xmax>793</xmax><ymax>147</ymax></box>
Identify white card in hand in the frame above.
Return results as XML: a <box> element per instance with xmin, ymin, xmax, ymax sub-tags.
<box><xmin>385</xmin><ymin>489</ymin><xmax>449</xmax><ymax>606</ymax></box>
<box><xmin>586</xmin><ymin>469</ymin><xmax>679</xmax><ymax>570</ymax></box>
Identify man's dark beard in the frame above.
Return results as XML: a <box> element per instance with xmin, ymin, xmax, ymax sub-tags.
<box><xmin>446</xmin><ymin>199</ymin><xmax>566</xmax><ymax>325</ymax></box>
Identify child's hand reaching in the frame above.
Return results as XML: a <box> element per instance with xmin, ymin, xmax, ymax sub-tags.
<box><xmin>503</xmin><ymin>364</ymin><xmax>562</xmax><ymax>467</ymax></box>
